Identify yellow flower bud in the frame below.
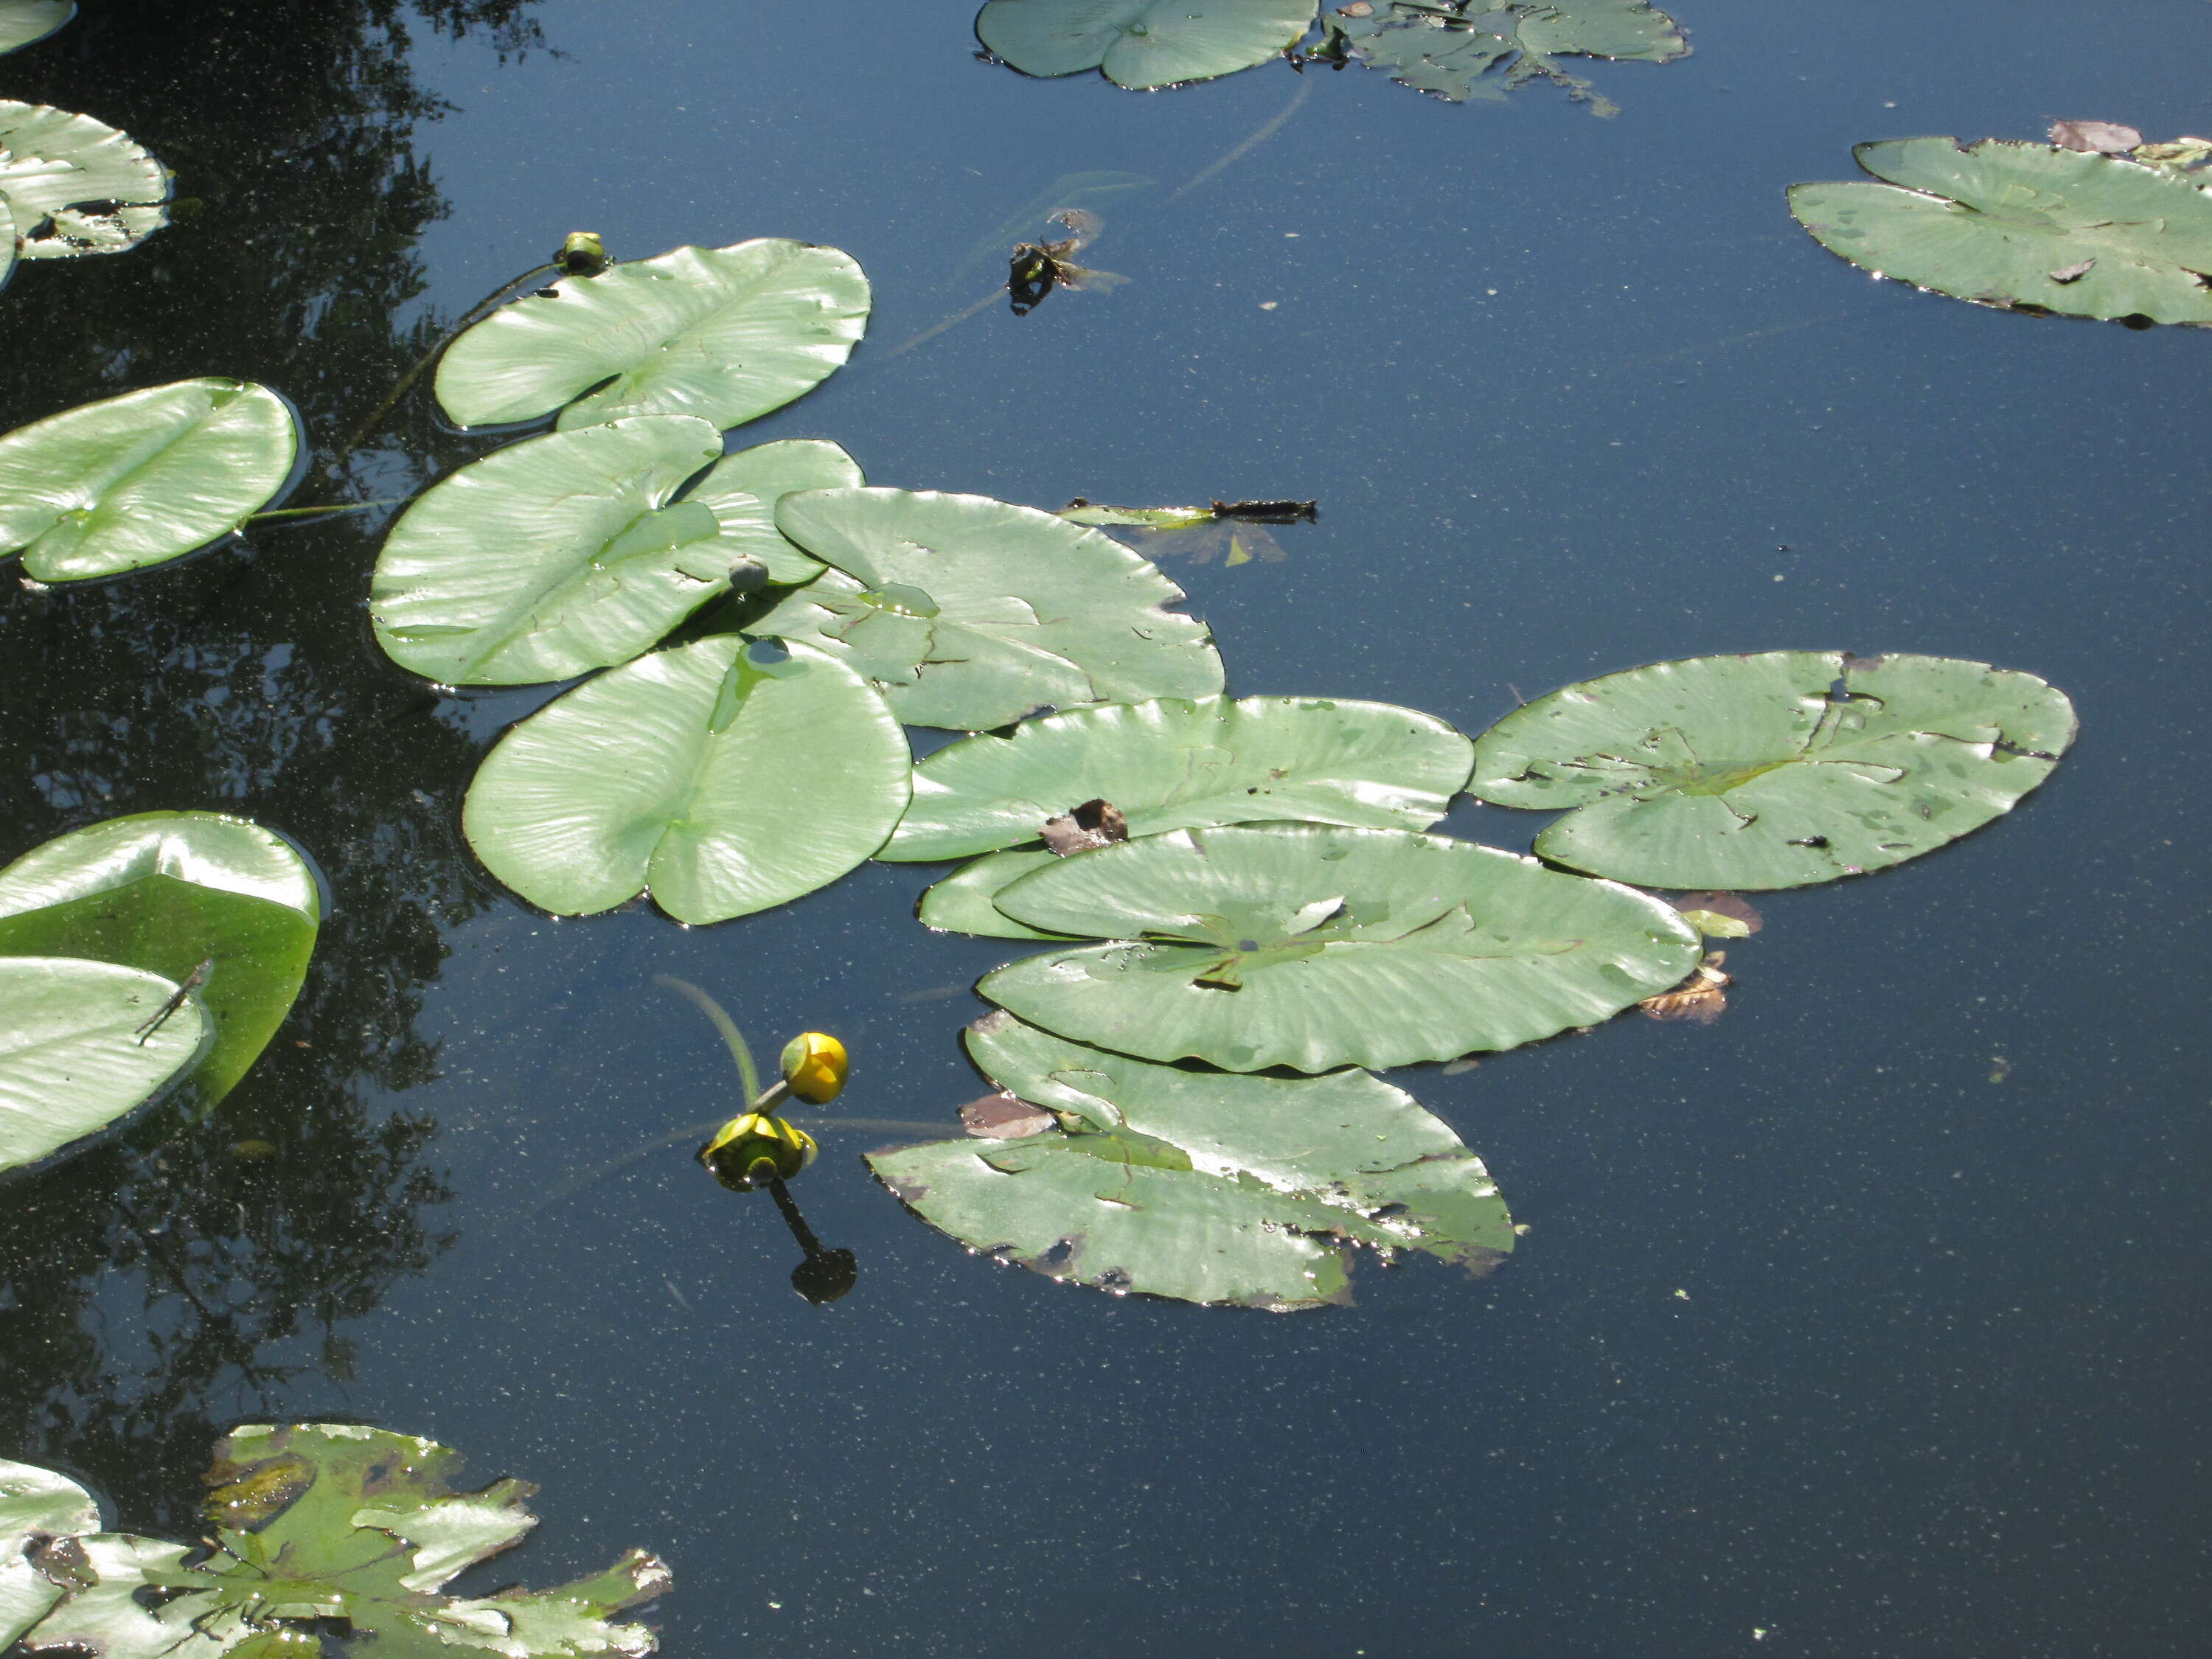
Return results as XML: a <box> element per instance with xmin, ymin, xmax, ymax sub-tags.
<box><xmin>556</xmin><ymin>231</ymin><xmax>610</xmax><ymax>276</ymax></box>
<box><xmin>779</xmin><ymin>1032</ymin><xmax>847</xmax><ymax>1105</ymax></box>
<box><xmin>698</xmin><ymin>1110</ymin><xmax>817</xmax><ymax>1192</ymax></box>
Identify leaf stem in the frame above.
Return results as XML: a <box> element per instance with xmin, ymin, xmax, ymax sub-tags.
<box><xmin>655</xmin><ymin>974</ymin><xmax>764</xmax><ymax>1107</ymax></box>
<box><xmin>245</xmin><ymin>498</ymin><xmax>410</xmax><ymax>524</ymax></box>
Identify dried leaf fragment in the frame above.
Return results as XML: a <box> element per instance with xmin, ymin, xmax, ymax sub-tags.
<box><xmin>1040</xmin><ymin>798</ymin><xmax>1129</xmax><ymax>855</ymax></box>
<box><xmin>2050</xmin><ymin>119</ymin><xmax>2143</xmax><ymax>153</ymax></box>
<box><xmin>960</xmin><ymin>1091</ymin><xmax>1057</xmax><ymax>1138</ymax></box>
<box><xmin>2049</xmin><ymin>258</ymin><xmax>2096</xmax><ymax>284</ymax></box>
<box><xmin>1640</xmin><ymin>950</ymin><xmax>1731</xmax><ymax>1024</ymax></box>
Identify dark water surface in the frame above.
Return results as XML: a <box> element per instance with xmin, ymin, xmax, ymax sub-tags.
<box><xmin>2</xmin><ymin>1</ymin><xmax>2208</xmax><ymax>1654</ymax></box>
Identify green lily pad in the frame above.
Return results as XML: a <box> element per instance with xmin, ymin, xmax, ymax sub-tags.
<box><xmin>752</xmin><ymin>488</ymin><xmax>1222</xmax><ymax>730</ymax></box>
<box><xmin>0</xmin><ymin>100</ymin><xmax>169</xmax><ymax>257</ymax></box>
<box><xmin>434</xmin><ymin>240</ymin><xmax>871</xmax><ymax>432</ymax></box>
<box><xmin>370</xmin><ymin>416</ymin><xmax>726</xmax><ymax>685</ymax></box>
<box><xmin>868</xmin><ymin>1012</ymin><xmax>1512</xmax><ymax>1309</ymax></box>
<box><xmin>919</xmin><ymin>847</ymin><xmax>1072</xmax><ymax>939</ymax></box>
<box><xmin>678</xmin><ymin>438</ymin><xmax>863</xmax><ymax>586</ymax></box>
<box><xmin>885</xmin><ymin>693</ymin><xmax>1475</xmax><ymax>861</ymax></box>
<box><xmin>0</xmin><ymin>812</ymin><xmax>320</xmax><ymax>1111</ymax></box>
<box><xmin>0</xmin><ymin>957</ymin><xmax>208</xmax><ymax>1176</ymax></box>
<box><xmin>0</xmin><ymin>1</ymin><xmax>74</xmax><ymax>55</ymax></box>
<box><xmin>1</xmin><ymin>1460</ymin><xmax>100</xmax><ymax>1648</ymax></box>
<box><xmin>0</xmin><ymin>378</ymin><xmax>300</xmax><ymax>581</ymax></box>
<box><xmin>1790</xmin><ymin>139</ymin><xmax>2212</xmax><ymax>326</ymax></box>
<box><xmin>15</xmin><ymin>1425</ymin><xmax>669</xmax><ymax>1659</ymax></box>
<box><xmin>976</xmin><ymin>0</ymin><xmax>1315</xmax><ymax>89</ymax></box>
<box><xmin>463</xmin><ymin>636</ymin><xmax>910</xmax><ymax>924</ymax></box>
<box><xmin>1466</xmin><ymin>651</ymin><xmax>2078</xmax><ymax>889</ymax></box>
<box><xmin>978</xmin><ymin>823</ymin><xmax>1699</xmax><ymax>1071</ymax></box>
<box><xmin>1323</xmin><ymin>0</ymin><xmax>1685</xmax><ymax>107</ymax></box>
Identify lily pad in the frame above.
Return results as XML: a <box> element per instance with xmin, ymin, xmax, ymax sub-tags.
<box><xmin>0</xmin><ymin>813</ymin><xmax>320</xmax><ymax>1110</ymax></box>
<box><xmin>0</xmin><ymin>100</ymin><xmax>169</xmax><ymax>257</ymax></box>
<box><xmin>919</xmin><ymin>847</ymin><xmax>1072</xmax><ymax>939</ymax></box>
<box><xmin>752</xmin><ymin>488</ymin><xmax>1222</xmax><ymax>730</ymax></box>
<box><xmin>15</xmin><ymin>1425</ymin><xmax>669</xmax><ymax>1659</ymax></box>
<box><xmin>978</xmin><ymin>823</ymin><xmax>1698</xmax><ymax>1071</ymax></box>
<box><xmin>370</xmin><ymin>417</ymin><xmax>726</xmax><ymax>685</ymax></box>
<box><xmin>1323</xmin><ymin>0</ymin><xmax>1686</xmax><ymax>108</ymax></box>
<box><xmin>885</xmin><ymin>693</ymin><xmax>1474</xmax><ymax>861</ymax></box>
<box><xmin>1467</xmin><ymin>651</ymin><xmax>2077</xmax><ymax>889</ymax></box>
<box><xmin>869</xmin><ymin>1012</ymin><xmax>1512</xmax><ymax>1309</ymax></box>
<box><xmin>678</xmin><ymin>438</ymin><xmax>863</xmax><ymax>586</ymax></box>
<box><xmin>1</xmin><ymin>1460</ymin><xmax>100</xmax><ymax>1648</ymax></box>
<box><xmin>0</xmin><ymin>1</ymin><xmax>74</xmax><ymax>55</ymax></box>
<box><xmin>0</xmin><ymin>958</ymin><xmax>208</xmax><ymax>1176</ymax></box>
<box><xmin>976</xmin><ymin>0</ymin><xmax>1315</xmax><ymax>89</ymax></box>
<box><xmin>0</xmin><ymin>378</ymin><xmax>300</xmax><ymax>581</ymax></box>
<box><xmin>434</xmin><ymin>240</ymin><xmax>871</xmax><ymax>432</ymax></box>
<box><xmin>463</xmin><ymin>636</ymin><xmax>910</xmax><ymax>924</ymax></box>
<box><xmin>1789</xmin><ymin>139</ymin><xmax>2212</xmax><ymax>326</ymax></box>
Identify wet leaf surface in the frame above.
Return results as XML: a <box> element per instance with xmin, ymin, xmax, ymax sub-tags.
<box><xmin>0</xmin><ymin>958</ymin><xmax>206</xmax><ymax>1176</ymax></box>
<box><xmin>0</xmin><ymin>1</ymin><xmax>73</xmax><ymax>55</ymax></box>
<box><xmin>1467</xmin><ymin>650</ymin><xmax>2077</xmax><ymax>889</ymax></box>
<box><xmin>1790</xmin><ymin>139</ymin><xmax>2212</xmax><ymax>325</ymax></box>
<box><xmin>0</xmin><ymin>813</ymin><xmax>319</xmax><ymax>1111</ymax></box>
<box><xmin>752</xmin><ymin>488</ymin><xmax>1222</xmax><ymax>731</ymax></box>
<box><xmin>463</xmin><ymin>636</ymin><xmax>910</xmax><ymax>924</ymax></box>
<box><xmin>0</xmin><ymin>379</ymin><xmax>298</xmax><ymax>580</ymax></box>
<box><xmin>1318</xmin><ymin>0</ymin><xmax>1686</xmax><ymax>108</ymax></box>
<box><xmin>868</xmin><ymin>1012</ymin><xmax>1512</xmax><ymax>1307</ymax></box>
<box><xmin>886</xmin><ymin>692</ymin><xmax>1472</xmax><ymax>860</ymax></box>
<box><xmin>976</xmin><ymin>0</ymin><xmax>1315</xmax><ymax>90</ymax></box>
<box><xmin>0</xmin><ymin>1459</ymin><xmax>101</xmax><ymax>1647</ymax></box>
<box><xmin>0</xmin><ymin>100</ymin><xmax>168</xmax><ymax>257</ymax></box>
<box><xmin>978</xmin><ymin>823</ymin><xmax>1699</xmax><ymax>1071</ymax></box>
<box><xmin>435</xmin><ymin>239</ymin><xmax>870</xmax><ymax>431</ymax></box>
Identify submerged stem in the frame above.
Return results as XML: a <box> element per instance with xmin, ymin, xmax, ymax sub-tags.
<box><xmin>246</xmin><ymin>498</ymin><xmax>410</xmax><ymax>524</ymax></box>
<box><xmin>655</xmin><ymin>973</ymin><xmax>763</xmax><ymax>1106</ymax></box>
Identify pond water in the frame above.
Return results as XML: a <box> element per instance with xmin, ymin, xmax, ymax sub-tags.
<box><xmin>2</xmin><ymin>0</ymin><xmax>2208</xmax><ymax>1654</ymax></box>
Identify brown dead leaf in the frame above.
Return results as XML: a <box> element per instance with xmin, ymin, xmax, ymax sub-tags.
<box><xmin>2048</xmin><ymin>259</ymin><xmax>2096</xmax><ymax>284</ymax></box>
<box><xmin>1672</xmin><ymin>891</ymin><xmax>1763</xmax><ymax>933</ymax></box>
<box><xmin>1040</xmin><ymin>798</ymin><xmax>1129</xmax><ymax>855</ymax></box>
<box><xmin>2050</xmin><ymin>119</ymin><xmax>2143</xmax><ymax>153</ymax></box>
<box><xmin>1640</xmin><ymin>951</ymin><xmax>1731</xmax><ymax>1025</ymax></box>
<box><xmin>960</xmin><ymin>1092</ymin><xmax>1056</xmax><ymax>1139</ymax></box>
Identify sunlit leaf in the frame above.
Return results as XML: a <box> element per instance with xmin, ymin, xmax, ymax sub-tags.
<box><xmin>868</xmin><ymin>1012</ymin><xmax>1513</xmax><ymax>1308</ymax></box>
<box><xmin>885</xmin><ymin>692</ymin><xmax>1473</xmax><ymax>861</ymax></box>
<box><xmin>370</xmin><ymin>416</ymin><xmax>726</xmax><ymax>685</ymax></box>
<box><xmin>753</xmin><ymin>488</ymin><xmax>1222</xmax><ymax>730</ymax></box>
<box><xmin>976</xmin><ymin>0</ymin><xmax>1315</xmax><ymax>90</ymax></box>
<box><xmin>0</xmin><ymin>378</ymin><xmax>299</xmax><ymax>580</ymax></box>
<box><xmin>1321</xmin><ymin>0</ymin><xmax>1685</xmax><ymax>108</ymax></box>
<box><xmin>0</xmin><ymin>958</ymin><xmax>206</xmax><ymax>1176</ymax></box>
<box><xmin>0</xmin><ymin>100</ymin><xmax>169</xmax><ymax>257</ymax></box>
<box><xmin>15</xmin><ymin>1425</ymin><xmax>669</xmax><ymax>1659</ymax></box>
<box><xmin>0</xmin><ymin>1</ymin><xmax>73</xmax><ymax>56</ymax></box>
<box><xmin>978</xmin><ymin>823</ymin><xmax>1698</xmax><ymax>1071</ymax></box>
<box><xmin>0</xmin><ymin>1460</ymin><xmax>100</xmax><ymax>1648</ymax></box>
<box><xmin>1790</xmin><ymin>139</ymin><xmax>2212</xmax><ymax>325</ymax></box>
<box><xmin>463</xmin><ymin>636</ymin><xmax>910</xmax><ymax>924</ymax></box>
<box><xmin>434</xmin><ymin>240</ymin><xmax>870</xmax><ymax>431</ymax></box>
<box><xmin>1467</xmin><ymin>651</ymin><xmax>2077</xmax><ymax>889</ymax></box>
<box><xmin>917</xmin><ymin>846</ymin><xmax>1071</xmax><ymax>939</ymax></box>
<box><xmin>678</xmin><ymin>437</ymin><xmax>862</xmax><ymax>586</ymax></box>
<box><xmin>0</xmin><ymin>813</ymin><xmax>319</xmax><ymax>1111</ymax></box>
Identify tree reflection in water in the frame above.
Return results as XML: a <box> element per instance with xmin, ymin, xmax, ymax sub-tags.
<box><xmin>0</xmin><ymin>0</ymin><xmax>543</xmax><ymax>1533</ymax></box>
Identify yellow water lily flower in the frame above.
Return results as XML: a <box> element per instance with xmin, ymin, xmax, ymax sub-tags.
<box><xmin>779</xmin><ymin>1032</ymin><xmax>847</xmax><ymax>1105</ymax></box>
<box><xmin>698</xmin><ymin>1110</ymin><xmax>818</xmax><ymax>1192</ymax></box>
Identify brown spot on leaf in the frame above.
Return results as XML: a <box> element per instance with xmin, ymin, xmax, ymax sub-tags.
<box><xmin>960</xmin><ymin>1091</ymin><xmax>1056</xmax><ymax>1139</ymax></box>
<box><xmin>1040</xmin><ymin>799</ymin><xmax>1129</xmax><ymax>855</ymax></box>
<box><xmin>2050</xmin><ymin>119</ymin><xmax>2143</xmax><ymax>153</ymax></box>
<box><xmin>2049</xmin><ymin>259</ymin><xmax>2096</xmax><ymax>284</ymax></box>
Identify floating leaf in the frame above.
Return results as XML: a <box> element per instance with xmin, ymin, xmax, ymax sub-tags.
<box><xmin>868</xmin><ymin>1012</ymin><xmax>1512</xmax><ymax>1308</ymax></box>
<box><xmin>0</xmin><ymin>1</ymin><xmax>73</xmax><ymax>55</ymax></box>
<box><xmin>463</xmin><ymin>636</ymin><xmax>910</xmax><ymax>924</ymax></box>
<box><xmin>0</xmin><ymin>100</ymin><xmax>169</xmax><ymax>257</ymax></box>
<box><xmin>917</xmin><ymin>847</ymin><xmax>1071</xmax><ymax>939</ymax></box>
<box><xmin>1039</xmin><ymin>798</ymin><xmax>1129</xmax><ymax>855</ymax></box>
<box><xmin>370</xmin><ymin>417</ymin><xmax>727</xmax><ymax>684</ymax></box>
<box><xmin>1673</xmin><ymin>891</ymin><xmax>1761</xmax><ymax>936</ymax></box>
<box><xmin>959</xmin><ymin>1090</ymin><xmax>1056</xmax><ymax>1138</ymax></box>
<box><xmin>0</xmin><ymin>958</ymin><xmax>207</xmax><ymax>1176</ymax></box>
<box><xmin>1789</xmin><ymin>139</ymin><xmax>2212</xmax><ymax>326</ymax></box>
<box><xmin>435</xmin><ymin>240</ymin><xmax>871</xmax><ymax>432</ymax></box>
<box><xmin>886</xmin><ymin>693</ymin><xmax>1474</xmax><ymax>861</ymax></box>
<box><xmin>0</xmin><ymin>1460</ymin><xmax>100</xmax><ymax>1648</ymax></box>
<box><xmin>2049</xmin><ymin>119</ymin><xmax>2142</xmax><ymax>153</ymax></box>
<box><xmin>975</xmin><ymin>0</ymin><xmax>1315</xmax><ymax>90</ymax></box>
<box><xmin>0</xmin><ymin>813</ymin><xmax>319</xmax><ymax>1111</ymax></box>
<box><xmin>753</xmin><ymin>489</ymin><xmax>1222</xmax><ymax>730</ymax></box>
<box><xmin>0</xmin><ymin>378</ymin><xmax>299</xmax><ymax>581</ymax></box>
<box><xmin>1467</xmin><ymin>651</ymin><xmax>2077</xmax><ymax>890</ymax></box>
<box><xmin>1322</xmin><ymin>0</ymin><xmax>1686</xmax><ymax>108</ymax></box>
<box><xmin>678</xmin><ymin>437</ymin><xmax>862</xmax><ymax>586</ymax></box>
<box><xmin>1639</xmin><ymin>950</ymin><xmax>1730</xmax><ymax>1023</ymax></box>
<box><xmin>15</xmin><ymin>1425</ymin><xmax>669</xmax><ymax>1659</ymax></box>
<box><xmin>978</xmin><ymin>824</ymin><xmax>1698</xmax><ymax>1072</ymax></box>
